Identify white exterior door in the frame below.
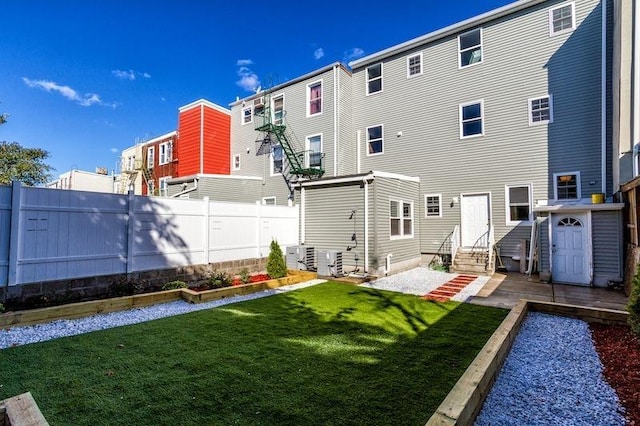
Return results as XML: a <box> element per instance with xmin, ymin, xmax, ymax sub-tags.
<box><xmin>551</xmin><ymin>213</ymin><xmax>590</xmax><ymax>285</ymax></box>
<box><xmin>461</xmin><ymin>193</ymin><xmax>490</xmax><ymax>247</ymax></box>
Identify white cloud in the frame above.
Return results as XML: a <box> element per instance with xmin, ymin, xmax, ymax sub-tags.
<box><xmin>110</xmin><ymin>147</ymin><xmax>119</xmax><ymax>153</ymax></box>
<box><xmin>236</xmin><ymin>61</ymin><xmax>260</xmax><ymax>92</ymax></box>
<box><xmin>112</xmin><ymin>69</ymin><xmax>136</xmax><ymax>80</ymax></box>
<box><xmin>141</xmin><ymin>72</ymin><xmax>151</xmax><ymax>78</ymax></box>
<box><xmin>314</xmin><ymin>48</ymin><xmax>324</xmax><ymax>60</ymax></box>
<box><xmin>22</xmin><ymin>77</ymin><xmax>115</xmax><ymax>108</ymax></box>
<box><xmin>343</xmin><ymin>47</ymin><xmax>365</xmax><ymax>63</ymax></box>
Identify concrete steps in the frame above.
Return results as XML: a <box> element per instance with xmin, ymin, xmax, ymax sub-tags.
<box><xmin>451</xmin><ymin>250</ymin><xmax>494</xmax><ymax>276</ymax></box>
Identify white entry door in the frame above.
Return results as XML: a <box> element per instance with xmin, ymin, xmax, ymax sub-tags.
<box><xmin>551</xmin><ymin>213</ymin><xmax>590</xmax><ymax>285</ymax></box>
<box><xmin>461</xmin><ymin>193</ymin><xmax>490</xmax><ymax>247</ymax></box>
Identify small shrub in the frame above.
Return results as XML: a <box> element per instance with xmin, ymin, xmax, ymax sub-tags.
<box><xmin>430</xmin><ymin>263</ymin><xmax>449</xmax><ymax>273</ymax></box>
<box><xmin>208</xmin><ymin>270</ymin><xmax>232</xmax><ymax>289</ymax></box>
<box><xmin>239</xmin><ymin>267</ymin><xmax>251</xmax><ymax>284</ymax></box>
<box><xmin>628</xmin><ymin>266</ymin><xmax>640</xmax><ymax>337</ymax></box>
<box><xmin>108</xmin><ymin>276</ymin><xmax>147</xmax><ymax>297</ymax></box>
<box><xmin>162</xmin><ymin>280</ymin><xmax>187</xmax><ymax>290</ymax></box>
<box><xmin>266</xmin><ymin>239</ymin><xmax>287</xmax><ymax>279</ymax></box>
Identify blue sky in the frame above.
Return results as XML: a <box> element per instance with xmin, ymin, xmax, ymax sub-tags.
<box><xmin>0</xmin><ymin>0</ymin><xmax>513</xmax><ymax>177</ymax></box>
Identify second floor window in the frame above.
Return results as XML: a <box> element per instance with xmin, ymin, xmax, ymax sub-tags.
<box><xmin>549</xmin><ymin>2</ymin><xmax>575</xmax><ymax>35</ymax></box>
<box><xmin>529</xmin><ymin>95</ymin><xmax>553</xmax><ymax>125</ymax></box>
<box><xmin>460</xmin><ymin>101</ymin><xmax>484</xmax><ymax>138</ymax></box>
<box><xmin>146</xmin><ymin>147</ymin><xmax>155</xmax><ymax>168</ymax></box>
<box><xmin>272</xmin><ymin>95</ymin><xmax>284</xmax><ymax>125</ymax></box>
<box><xmin>407</xmin><ymin>53</ymin><xmax>422</xmax><ymax>77</ymax></box>
<box><xmin>242</xmin><ymin>106</ymin><xmax>253</xmax><ymax>125</ymax></box>
<box><xmin>306</xmin><ymin>134</ymin><xmax>322</xmax><ymax>168</ymax></box>
<box><xmin>271</xmin><ymin>144</ymin><xmax>284</xmax><ymax>175</ymax></box>
<box><xmin>308</xmin><ymin>81</ymin><xmax>322</xmax><ymax>116</ymax></box>
<box><xmin>366</xmin><ymin>63</ymin><xmax>382</xmax><ymax>95</ymax></box>
<box><xmin>554</xmin><ymin>172</ymin><xmax>580</xmax><ymax>200</ymax></box>
<box><xmin>367</xmin><ymin>125</ymin><xmax>383</xmax><ymax>155</ymax></box>
<box><xmin>159</xmin><ymin>142</ymin><xmax>172</xmax><ymax>165</ymax></box>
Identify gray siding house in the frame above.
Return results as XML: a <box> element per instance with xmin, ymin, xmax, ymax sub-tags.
<box><xmin>168</xmin><ymin>0</ymin><xmax>631</xmax><ymax>285</ymax></box>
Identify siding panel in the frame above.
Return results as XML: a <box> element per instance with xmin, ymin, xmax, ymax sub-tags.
<box><xmin>592</xmin><ymin>210</ymin><xmax>623</xmax><ymax>284</ymax></box>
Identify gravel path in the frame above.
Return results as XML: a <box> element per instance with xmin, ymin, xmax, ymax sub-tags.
<box><xmin>361</xmin><ymin>267</ymin><xmax>489</xmax><ymax>302</ymax></box>
<box><xmin>0</xmin><ymin>279</ymin><xmax>325</xmax><ymax>349</ymax></box>
<box><xmin>475</xmin><ymin>312</ymin><xmax>626</xmax><ymax>425</ymax></box>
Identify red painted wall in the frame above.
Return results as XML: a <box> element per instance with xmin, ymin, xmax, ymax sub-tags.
<box><xmin>176</xmin><ymin>102</ymin><xmax>230</xmax><ymax>177</ymax></box>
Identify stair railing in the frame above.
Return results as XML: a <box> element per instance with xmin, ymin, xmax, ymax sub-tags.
<box><xmin>487</xmin><ymin>225</ymin><xmax>495</xmax><ymax>271</ymax></box>
<box><xmin>451</xmin><ymin>225</ymin><xmax>460</xmax><ymax>264</ymax></box>
<box><xmin>470</xmin><ymin>228</ymin><xmax>490</xmax><ymax>266</ymax></box>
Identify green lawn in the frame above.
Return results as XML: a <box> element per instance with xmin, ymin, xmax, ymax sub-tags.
<box><xmin>0</xmin><ymin>282</ymin><xmax>508</xmax><ymax>425</ymax></box>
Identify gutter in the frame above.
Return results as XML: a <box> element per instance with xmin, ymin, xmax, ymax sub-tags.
<box><xmin>333</xmin><ymin>64</ymin><xmax>338</xmax><ymax>177</ymax></box>
<box><xmin>171</xmin><ymin>176</ymin><xmax>199</xmax><ymax>198</ymax></box>
<box><xmin>601</xmin><ymin>0</ymin><xmax>607</xmax><ymax>196</ymax></box>
<box><xmin>635</xmin><ymin>0</ymin><xmax>640</xmax><ymax>177</ymax></box>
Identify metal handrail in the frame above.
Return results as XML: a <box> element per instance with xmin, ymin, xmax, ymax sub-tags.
<box><xmin>451</xmin><ymin>225</ymin><xmax>460</xmax><ymax>264</ymax></box>
<box><xmin>487</xmin><ymin>225</ymin><xmax>495</xmax><ymax>271</ymax></box>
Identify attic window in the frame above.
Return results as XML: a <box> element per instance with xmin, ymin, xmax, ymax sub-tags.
<box><xmin>459</xmin><ymin>28</ymin><xmax>482</xmax><ymax>68</ymax></box>
<box><xmin>549</xmin><ymin>2</ymin><xmax>575</xmax><ymax>35</ymax></box>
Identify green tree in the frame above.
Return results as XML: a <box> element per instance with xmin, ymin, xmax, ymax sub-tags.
<box><xmin>266</xmin><ymin>239</ymin><xmax>287</xmax><ymax>279</ymax></box>
<box><xmin>0</xmin><ymin>141</ymin><xmax>54</xmax><ymax>186</ymax></box>
<box><xmin>0</xmin><ymin>114</ymin><xmax>7</xmax><ymax>125</ymax></box>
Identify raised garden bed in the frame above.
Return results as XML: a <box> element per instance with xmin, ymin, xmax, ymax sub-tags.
<box><xmin>0</xmin><ymin>270</ymin><xmax>316</xmax><ymax>329</ymax></box>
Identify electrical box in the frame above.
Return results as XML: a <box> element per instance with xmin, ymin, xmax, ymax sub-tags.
<box><xmin>317</xmin><ymin>250</ymin><xmax>343</xmax><ymax>277</ymax></box>
<box><xmin>286</xmin><ymin>246</ymin><xmax>315</xmax><ymax>271</ymax></box>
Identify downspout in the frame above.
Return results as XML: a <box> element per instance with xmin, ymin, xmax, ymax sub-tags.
<box><xmin>301</xmin><ymin>186</ymin><xmax>306</xmax><ymax>244</ymax></box>
<box><xmin>356</xmin><ymin>130</ymin><xmax>361</xmax><ymax>174</ymax></box>
<box><xmin>333</xmin><ymin>64</ymin><xmax>339</xmax><ymax>177</ymax></box>
<box><xmin>363</xmin><ymin>177</ymin><xmax>369</xmax><ymax>273</ymax></box>
<box><xmin>171</xmin><ymin>177</ymin><xmax>199</xmax><ymax>198</ymax></box>
<box><xmin>601</xmin><ymin>0</ymin><xmax>608</xmax><ymax>195</ymax></box>
<box><xmin>200</xmin><ymin>104</ymin><xmax>204</xmax><ymax>174</ymax></box>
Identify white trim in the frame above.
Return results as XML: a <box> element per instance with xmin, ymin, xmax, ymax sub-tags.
<box><xmin>334</xmin><ymin>64</ymin><xmax>339</xmax><ymax>177</ymax></box>
<box><xmin>306</xmin><ymin>79</ymin><xmax>323</xmax><ymax>118</ymax></box>
<box><xmin>458</xmin><ymin>28</ymin><xmax>483</xmax><ymax>69</ymax></box>
<box><xmin>356</xmin><ymin>130</ymin><xmax>362</xmax><ymax>174</ymax></box>
<box><xmin>146</xmin><ymin>146</ymin><xmax>155</xmax><ymax>168</ymax></box>
<box><xmin>459</xmin><ymin>100</ymin><xmax>484</xmax><ymax>139</ymax></box>
<box><xmin>363</xmin><ymin>180</ymin><xmax>369</xmax><ymax>273</ymax></box>
<box><xmin>232</xmin><ymin>154</ymin><xmax>241</xmax><ymax>171</ymax></box>
<box><xmin>534</xmin><ymin>202</ymin><xmax>624</xmax><ymax>213</ymax></box>
<box><xmin>270</xmin><ymin>144</ymin><xmax>284</xmax><ymax>177</ymax></box>
<box><xmin>528</xmin><ymin>95</ymin><xmax>554</xmax><ymax>126</ymax></box>
<box><xmin>548</xmin><ymin>1</ymin><xmax>576</xmax><ymax>36</ymax></box>
<box><xmin>424</xmin><ymin>193</ymin><xmax>443</xmax><ymax>218</ymax></box>
<box><xmin>139</xmin><ymin>131</ymin><xmax>177</xmax><ymax>145</ymax></box>
<box><xmin>179</xmin><ymin>98</ymin><xmax>231</xmax><ymax>115</ymax></box>
<box><xmin>460</xmin><ymin>192</ymin><xmax>492</xmax><ymax>247</ymax></box>
<box><xmin>366</xmin><ymin>124</ymin><xmax>384</xmax><ymax>156</ymax></box>
<box><xmin>406</xmin><ymin>52</ymin><xmax>423</xmax><ymax>78</ymax></box>
<box><xmin>366</xmin><ymin>63</ymin><xmax>383</xmax><ymax>96</ymax></box>
<box><xmin>241</xmin><ymin>105</ymin><xmax>253</xmax><ymax>125</ymax></box>
<box><xmin>168</xmin><ymin>173</ymin><xmax>263</xmax><ymax>183</ymax></box>
<box><xmin>159</xmin><ymin>176</ymin><xmax>172</xmax><ymax>197</ymax></box>
<box><xmin>505</xmin><ymin>183</ymin><xmax>533</xmax><ymax>225</ymax></box>
<box><xmin>550</xmin><ymin>211</ymin><xmax>592</xmax><ymax>285</ymax></box>
<box><xmin>635</xmin><ymin>0</ymin><xmax>640</xmax><ymax>177</ymax></box>
<box><xmin>553</xmin><ymin>171</ymin><xmax>582</xmax><ymax>201</ymax></box>
<box><xmin>389</xmin><ymin>198</ymin><xmax>414</xmax><ymax>240</ymax></box>
<box><xmin>305</xmin><ymin>133</ymin><xmax>323</xmax><ymax>168</ymax></box>
<box><xmin>159</xmin><ymin>141</ymin><xmax>172</xmax><ymax>165</ymax></box>
<box><xmin>300</xmin><ymin>187</ymin><xmax>306</xmax><ymax>244</ymax></box>
<box><xmin>373</xmin><ymin>171</ymin><xmax>420</xmax><ymax>183</ymax></box>
<box><xmin>199</xmin><ymin>104</ymin><xmax>204</xmax><ymax>174</ymax></box>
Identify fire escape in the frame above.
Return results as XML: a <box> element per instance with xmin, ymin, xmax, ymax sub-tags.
<box><xmin>254</xmin><ymin>91</ymin><xmax>325</xmax><ymax>198</ymax></box>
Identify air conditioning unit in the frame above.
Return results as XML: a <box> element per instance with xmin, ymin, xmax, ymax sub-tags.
<box><xmin>317</xmin><ymin>250</ymin><xmax>343</xmax><ymax>277</ymax></box>
<box><xmin>253</xmin><ymin>96</ymin><xmax>264</xmax><ymax>107</ymax></box>
<box><xmin>286</xmin><ymin>246</ymin><xmax>315</xmax><ymax>271</ymax></box>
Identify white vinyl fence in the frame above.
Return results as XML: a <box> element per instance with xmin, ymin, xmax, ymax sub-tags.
<box><xmin>0</xmin><ymin>182</ymin><xmax>299</xmax><ymax>286</ymax></box>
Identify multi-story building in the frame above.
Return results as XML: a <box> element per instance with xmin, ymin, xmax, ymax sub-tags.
<box><xmin>47</xmin><ymin>168</ymin><xmax>115</xmax><ymax>193</ymax></box>
<box><xmin>161</xmin><ymin>0</ymin><xmax>635</xmax><ymax>285</ymax></box>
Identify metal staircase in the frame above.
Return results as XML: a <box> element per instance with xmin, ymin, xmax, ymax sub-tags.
<box><xmin>254</xmin><ymin>91</ymin><xmax>324</xmax><ymax>197</ymax></box>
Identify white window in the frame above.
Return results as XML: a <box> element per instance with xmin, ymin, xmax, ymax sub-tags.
<box><xmin>306</xmin><ymin>134</ymin><xmax>322</xmax><ymax>169</ymax></box>
<box><xmin>407</xmin><ymin>53</ymin><xmax>422</xmax><ymax>78</ymax></box>
<box><xmin>262</xmin><ymin>197</ymin><xmax>276</xmax><ymax>205</ymax></box>
<box><xmin>529</xmin><ymin>95</ymin><xmax>553</xmax><ymax>125</ymax></box>
<box><xmin>366</xmin><ymin>124</ymin><xmax>383</xmax><ymax>155</ymax></box>
<box><xmin>146</xmin><ymin>146</ymin><xmax>155</xmax><ymax>168</ymax></box>
<box><xmin>126</xmin><ymin>155</ymin><xmax>135</xmax><ymax>171</ymax></box>
<box><xmin>272</xmin><ymin>95</ymin><xmax>284</xmax><ymax>125</ymax></box>
<box><xmin>159</xmin><ymin>176</ymin><xmax>172</xmax><ymax>197</ymax></box>
<box><xmin>159</xmin><ymin>142</ymin><xmax>172</xmax><ymax>165</ymax></box>
<box><xmin>232</xmin><ymin>154</ymin><xmax>241</xmax><ymax>171</ymax></box>
<box><xmin>459</xmin><ymin>28</ymin><xmax>482</xmax><ymax>68</ymax></box>
<box><xmin>366</xmin><ymin>63</ymin><xmax>383</xmax><ymax>95</ymax></box>
<box><xmin>459</xmin><ymin>101</ymin><xmax>484</xmax><ymax>138</ymax></box>
<box><xmin>242</xmin><ymin>106</ymin><xmax>253</xmax><ymax>125</ymax></box>
<box><xmin>271</xmin><ymin>144</ymin><xmax>284</xmax><ymax>176</ymax></box>
<box><xmin>390</xmin><ymin>199</ymin><xmax>413</xmax><ymax>239</ymax></box>
<box><xmin>505</xmin><ymin>184</ymin><xmax>533</xmax><ymax>225</ymax></box>
<box><xmin>307</xmin><ymin>81</ymin><xmax>322</xmax><ymax>116</ymax></box>
<box><xmin>554</xmin><ymin>172</ymin><xmax>581</xmax><ymax>200</ymax></box>
<box><xmin>549</xmin><ymin>2</ymin><xmax>575</xmax><ymax>36</ymax></box>
<box><xmin>147</xmin><ymin>180</ymin><xmax>155</xmax><ymax>196</ymax></box>
<box><xmin>425</xmin><ymin>194</ymin><xmax>442</xmax><ymax>218</ymax></box>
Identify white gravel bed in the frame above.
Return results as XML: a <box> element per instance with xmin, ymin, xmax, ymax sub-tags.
<box><xmin>0</xmin><ymin>279</ymin><xmax>325</xmax><ymax>349</ymax></box>
<box><xmin>361</xmin><ymin>267</ymin><xmax>489</xmax><ymax>301</ymax></box>
<box><xmin>475</xmin><ymin>312</ymin><xmax>625</xmax><ymax>425</ymax></box>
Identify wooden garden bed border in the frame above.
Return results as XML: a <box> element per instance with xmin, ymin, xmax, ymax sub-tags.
<box><xmin>426</xmin><ymin>300</ymin><xmax>630</xmax><ymax>426</ymax></box>
<box><xmin>0</xmin><ymin>270</ymin><xmax>317</xmax><ymax>329</ymax></box>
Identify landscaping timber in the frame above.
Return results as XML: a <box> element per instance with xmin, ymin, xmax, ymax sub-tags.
<box><xmin>2</xmin><ymin>392</ymin><xmax>49</xmax><ymax>426</ymax></box>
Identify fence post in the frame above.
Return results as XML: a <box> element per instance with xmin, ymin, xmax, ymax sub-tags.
<box><xmin>203</xmin><ymin>197</ymin><xmax>210</xmax><ymax>264</ymax></box>
<box><xmin>126</xmin><ymin>190</ymin><xmax>135</xmax><ymax>274</ymax></box>
<box><xmin>7</xmin><ymin>181</ymin><xmax>22</xmax><ymax>286</ymax></box>
<box><xmin>256</xmin><ymin>201</ymin><xmax>262</xmax><ymax>259</ymax></box>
